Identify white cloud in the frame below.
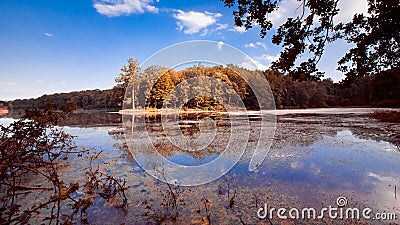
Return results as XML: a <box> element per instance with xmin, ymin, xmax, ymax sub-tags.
<box><xmin>217</xmin><ymin>41</ymin><xmax>224</xmax><ymax>50</ymax></box>
<box><xmin>245</xmin><ymin>41</ymin><xmax>267</xmax><ymax>49</ymax></box>
<box><xmin>336</xmin><ymin>0</ymin><xmax>368</xmax><ymax>24</ymax></box>
<box><xmin>254</xmin><ymin>53</ymin><xmax>280</xmax><ymax>67</ymax></box>
<box><xmin>229</xmin><ymin>26</ymin><xmax>247</xmax><ymax>33</ymax></box>
<box><xmin>268</xmin><ymin>0</ymin><xmax>303</xmax><ymax>27</ymax></box>
<box><xmin>255</xmin><ymin>42</ymin><xmax>267</xmax><ymax>49</ymax></box>
<box><xmin>240</xmin><ymin>56</ymin><xmax>268</xmax><ymax>71</ymax></box>
<box><xmin>245</xmin><ymin>43</ymin><xmax>256</xmax><ymax>48</ymax></box>
<box><xmin>93</xmin><ymin>0</ymin><xmax>158</xmax><ymax>17</ymax></box>
<box><xmin>44</xmin><ymin>32</ymin><xmax>53</xmax><ymax>37</ymax></box>
<box><xmin>173</xmin><ymin>10</ymin><xmax>222</xmax><ymax>35</ymax></box>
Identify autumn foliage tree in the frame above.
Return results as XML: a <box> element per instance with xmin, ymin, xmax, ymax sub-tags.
<box><xmin>112</xmin><ymin>58</ymin><xmax>138</xmax><ymax>106</ymax></box>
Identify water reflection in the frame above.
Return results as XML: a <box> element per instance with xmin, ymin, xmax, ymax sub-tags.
<box><xmin>3</xmin><ymin>111</ymin><xmax>122</xmax><ymax>127</ymax></box>
<box><xmin>115</xmin><ymin>111</ymin><xmax>400</xmax><ymax>216</ymax></box>
<box><xmin>1</xmin><ymin>110</ymin><xmax>399</xmax><ymax>223</ymax></box>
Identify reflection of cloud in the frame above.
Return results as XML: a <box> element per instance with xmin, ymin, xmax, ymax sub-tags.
<box><xmin>93</xmin><ymin>0</ymin><xmax>158</xmax><ymax>17</ymax></box>
<box><xmin>216</xmin><ymin>41</ymin><xmax>224</xmax><ymax>50</ymax></box>
<box><xmin>44</xmin><ymin>32</ymin><xmax>53</xmax><ymax>37</ymax></box>
<box><xmin>310</xmin><ymin>163</ymin><xmax>322</xmax><ymax>175</ymax></box>
<box><xmin>173</xmin><ymin>10</ymin><xmax>222</xmax><ymax>35</ymax></box>
<box><xmin>290</xmin><ymin>161</ymin><xmax>301</xmax><ymax>169</ymax></box>
<box><xmin>367</xmin><ymin>172</ymin><xmax>394</xmax><ymax>182</ymax></box>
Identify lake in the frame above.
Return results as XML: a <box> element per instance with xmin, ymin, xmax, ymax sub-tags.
<box><xmin>1</xmin><ymin>108</ymin><xmax>399</xmax><ymax>224</ymax></box>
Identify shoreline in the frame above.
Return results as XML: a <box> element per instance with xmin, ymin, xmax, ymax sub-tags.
<box><xmin>118</xmin><ymin>107</ymin><xmax>400</xmax><ymax>116</ymax></box>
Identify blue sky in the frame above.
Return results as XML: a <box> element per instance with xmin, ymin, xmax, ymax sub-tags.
<box><xmin>0</xmin><ymin>0</ymin><xmax>367</xmax><ymax>100</ymax></box>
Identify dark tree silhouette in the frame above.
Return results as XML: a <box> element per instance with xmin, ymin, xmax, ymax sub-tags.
<box><xmin>221</xmin><ymin>0</ymin><xmax>399</xmax><ymax>82</ymax></box>
<box><xmin>337</xmin><ymin>0</ymin><xmax>400</xmax><ymax>82</ymax></box>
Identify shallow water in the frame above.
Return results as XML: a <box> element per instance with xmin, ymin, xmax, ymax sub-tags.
<box><xmin>1</xmin><ymin>108</ymin><xmax>400</xmax><ymax>224</ymax></box>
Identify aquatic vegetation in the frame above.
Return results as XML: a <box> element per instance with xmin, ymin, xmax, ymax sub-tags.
<box><xmin>371</xmin><ymin>110</ymin><xmax>400</xmax><ymax>123</ymax></box>
<box><xmin>0</xmin><ymin>107</ymin><xmax>128</xmax><ymax>224</ymax></box>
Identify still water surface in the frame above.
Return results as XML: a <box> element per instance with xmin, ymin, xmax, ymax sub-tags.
<box><xmin>1</xmin><ymin>108</ymin><xmax>399</xmax><ymax>224</ymax></box>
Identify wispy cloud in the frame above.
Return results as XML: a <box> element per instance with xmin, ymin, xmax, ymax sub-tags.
<box><xmin>215</xmin><ymin>23</ymin><xmax>229</xmax><ymax>31</ymax></box>
<box><xmin>44</xmin><ymin>32</ymin><xmax>54</xmax><ymax>37</ymax></box>
<box><xmin>93</xmin><ymin>0</ymin><xmax>159</xmax><ymax>17</ymax></box>
<box><xmin>245</xmin><ymin>42</ymin><xmax>267</xmax><ymax>49</ymax></box>
<box><xmin>0</xmin><ymin>81</ymin><xmax>19</xmax><ymax>87</ymax></box>
<box><xmin>173</xmin><ymin>10</ymin><xmax>222</xmax><ymax>35</ymax></box>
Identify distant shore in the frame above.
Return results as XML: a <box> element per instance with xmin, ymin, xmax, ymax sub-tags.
<box><xmin>119</xmin><ymin>108</ymin><xmax>224</xmax><ymax>116</ymax></box>
<box><xmin>119</xmin><ymin>107</ymin><xmax>400</xmax><ymax>116</ymax></box>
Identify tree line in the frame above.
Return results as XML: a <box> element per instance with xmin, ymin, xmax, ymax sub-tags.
<box><xmin>264</xmin><ymin>66</ymin><xmax>400</xmax><ymax>108</ymax></box>
<box><xmin>6</xmin><ymin>89</ymin><xmax>121</xmax><ymax>114</ymax></box>
<box><xmin>3</xmin><ymin>62</ymin><xmax>400</xmax><ymax>113</ymax></box>
<box><xmin>114</xmin><ymin>59</ymin><xmax>400</xmax><ymax>110</ymax></box>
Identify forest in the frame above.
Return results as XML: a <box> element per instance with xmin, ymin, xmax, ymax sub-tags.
<box><xmin>5</xmin><ymin>89</ymin><xmax>121</xmax><ymax>114</ymax></box>
<box><xmin>4</xmin><ymin>62</ymin><xmax>400</xmax><ymax>113</ymax></box>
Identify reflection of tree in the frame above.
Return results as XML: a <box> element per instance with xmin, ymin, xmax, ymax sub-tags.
<box><xmin>271</xmin><ymin>114</ymin><xmax>342</xmax><ymax>149</ymax></box>
<box><xmin>116</xmin><ymin>112</ymin><xmax>400</xmax><ymax>172</ymax></box>
<box><xmin>120</xmin><ymin>113</ymin><xmax>231</xmax><ymax>161</ymax></box>
<box><xmin>57</xmin><ymin>112</ymin><xmax>121</xmax><ymax>126</ymax></box>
